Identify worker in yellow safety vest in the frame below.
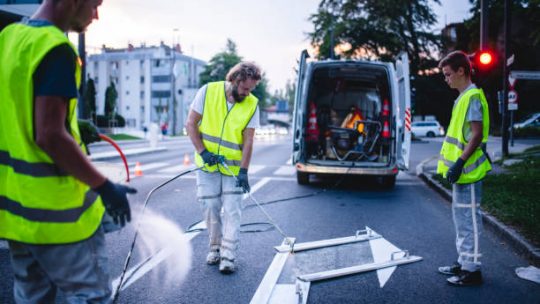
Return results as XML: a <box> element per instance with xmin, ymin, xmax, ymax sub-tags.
<box><xmin>436</xmin><ymin>50</ymin><xmax>491</xmax><ymax>286</ymax></box>
<box><xmin>0</xmin><ymin>1</ymin><xmax>136</xmax><ymax>302</ymax></box>
<box><xmin>186</xmin><ymin>62</ymin><xmax>261</xmax><ymax>274</ymax></box>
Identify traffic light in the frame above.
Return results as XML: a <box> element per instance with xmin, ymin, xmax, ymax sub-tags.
<box><xmin>470</xmin><ymin>50</ymin><xmax>497</xmax><ymax>87</ymax></box>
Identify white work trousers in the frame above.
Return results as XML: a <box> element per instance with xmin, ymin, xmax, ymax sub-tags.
<box><xmin>452</xmin><ymin>181</ymin><xmax>483</xmax><ymax>272</ymax></box>
<box><xmin>196</xmin><ymin>170</ymin><xmax>243</xmax><ymax>261</ymax></box>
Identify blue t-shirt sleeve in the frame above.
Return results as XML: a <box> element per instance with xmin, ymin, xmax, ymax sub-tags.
<box><xmin>33</xmin><ymin>43</ymin><xmax>78</xmax><ymax>98</ymax></box>
<box><xmin>466</xmin><ymin>94</ymin><xmax>483</xmax><ymax>122</ymax></box>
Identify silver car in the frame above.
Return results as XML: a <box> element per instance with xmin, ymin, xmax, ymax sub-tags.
<box><xmin>411</xmin><ymin>121</ymin><xmax>445</xmax><ymax>137</ymax></box>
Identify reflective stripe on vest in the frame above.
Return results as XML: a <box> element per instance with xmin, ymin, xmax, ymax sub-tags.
<box><xmin>0</xmin><ymin>23</ymin><xmax>104</xmax><ymax>244</ymax></box>
<box><xmin>194</xmin><ymin>81</ymin><xmax>258</xmax><ymax>176</ymax></box>
<box><xmin>436</xmin><ymin>87</ymin><xmax>492</xmax><ymax>183</ymax></box>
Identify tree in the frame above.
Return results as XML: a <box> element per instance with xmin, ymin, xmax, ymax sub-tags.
<box><xmin>104</xmin><ymin>81</ymin><xmax>118</xmax><ymax>118</ymax></box>
<box><xmin>199</xmin><ymin>39</ymin><xmax>242</xmax><ymax>85</ymax></box>
<box><xmin>309</xmin><ymin>0</ymin><xmax>441</xmax><ymax>73</ymax></box>
<box><xmin>83</xmin><ymin>77</ymin><xmax>97</xmax><ymax>123</ymax></box>
<box><xmin>199</xmin><ymin>38</ymin><xmax>270</xmax><ymax>108</ymax></box>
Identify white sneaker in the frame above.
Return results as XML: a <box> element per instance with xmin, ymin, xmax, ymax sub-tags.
<box><xmin>206</xmin><ymin>250</ymin><xmax>220</xmax><ymax>265</ymax></box>
<box><xmin>219</xmin><ymin>258</ymin><xmax>235</xmax><ymax>274</ymax></box>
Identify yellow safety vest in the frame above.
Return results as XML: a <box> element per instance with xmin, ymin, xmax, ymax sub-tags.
<box><xmin>194</xmin><ymin>81</ymin><xmax>258</xmax><ymax>176</ymax></box>
<box><xmin>0</xmin><ymin>23</ymin><xmax>105</xmax><ymax>244</ymax></box>
<box><xmin>437</xmin><ymin>87</ymin><xmax>492</xmax><ymax>184</ymax></box>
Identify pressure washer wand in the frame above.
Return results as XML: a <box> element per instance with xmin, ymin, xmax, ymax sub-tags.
<box><xmin>219</xmin><ymin>162</ymin><xmax>295</xmax><ymax>251</ymax></box>
<box><xmin>112</xmin><ymin>166</ymin><xmax>203</xmax><ymax>303</ymax></box>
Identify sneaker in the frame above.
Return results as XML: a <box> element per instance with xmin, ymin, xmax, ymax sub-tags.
<box><xmin>206</xmin><ymin>250</ymin><xmax>220</xmax><ymax>265</ymax></box>
<box><xmin>219</xmin><ymin>258</ymin><xmax>235</xmax><ymax>274</ymax></box>
<box><xmin>447</xmin><ymin>270</ymin><xmax>483</xmax><ymax>286</ymax></box>
<box><xmin>438</xmin><ymin>262</ymin><xmax>461</xmax><ymax>275</ymax></box>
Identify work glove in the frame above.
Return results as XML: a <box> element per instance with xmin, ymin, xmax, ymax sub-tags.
<box><xmin>78</xmin><ymin>119</ymin><xmax>101</xmax><ymax>147</ymax></box>
<box><xmin>236</xmin><ymin>168</ymin><xmax>250</xmax><ymax>193</ymax></box>
<box><xmin>95</xmin><ymin>179</ymin><xmax>137</xmax><ymax>227</ymax></box>
<box><xmin>200</xmin><ymin>149</ymin><xmax>224</xmax><ymax>166</ymax></box>
<box><xmin>446</xmin><ymin>158</ymin><xmax>465</xmax><ymax>184</ymax></box>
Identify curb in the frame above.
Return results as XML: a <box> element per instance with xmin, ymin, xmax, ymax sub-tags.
<box><xmin>417</xmin><ymin>158</ymin><xmax>540</xmax><ymax>266</ymax></box>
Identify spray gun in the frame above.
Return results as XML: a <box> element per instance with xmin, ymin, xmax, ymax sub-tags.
<box><xmin>217</xmin><ymin>159</ymin><xmax>295</xmax><ymax>252</ymax></box>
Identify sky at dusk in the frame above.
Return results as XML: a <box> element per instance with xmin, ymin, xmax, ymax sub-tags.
<box><xmin>81</xmin><ymin>0</ymin><xmax>474</xmax><ymax>92</ymax></box>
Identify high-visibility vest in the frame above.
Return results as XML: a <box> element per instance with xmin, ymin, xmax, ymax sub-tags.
<box><xmin>194</xmin><ymin>81</ymin><xmax>258</xmax><ymax>176</ymax></box>
<box><xmin>437</xmin><ymin>88</ymin><xmax>491</xmax><ymax>184</ymax></box>
<box><xmin>0</xmin><ymin>23</ymin><xmax>105</xmax><ymax>244</ymax></box>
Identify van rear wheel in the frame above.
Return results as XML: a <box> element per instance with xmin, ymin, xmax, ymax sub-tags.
<box><xmin>297</xmin><ymin>171</ymin><xmax>310</xmax><ymax>185</ymax></box>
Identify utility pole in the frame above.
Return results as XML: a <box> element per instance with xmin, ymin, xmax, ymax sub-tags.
<box><xmin>78</xmin><ymin>33</ymin><xmax>87</xmax><ymax>118</ymax></box>
<box><xmin>480</xmin><ymin>0</ymin><xmax>488</xmax><ymax>50</ymax></box>
<box><xmin>501</xmin><ymin>0</ymin><xmax>511</xmax><ymax>156</ymax></box>
<box><xmin>170</xmin><ymin>29</ymin><xmax>179</xmax><ymax>136</ymax></box>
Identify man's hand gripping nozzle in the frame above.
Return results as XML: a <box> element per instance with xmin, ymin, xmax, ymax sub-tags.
<box><xmin>218</xmin><ymin>159</ymin><xmax>295</xmax><ymax>253</ymax></box>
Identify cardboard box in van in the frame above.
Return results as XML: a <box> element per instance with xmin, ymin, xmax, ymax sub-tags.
<box><xmin>291</xmin><ymin>51</ymin><xmax>412</xmax><ymax>188</ymax></box>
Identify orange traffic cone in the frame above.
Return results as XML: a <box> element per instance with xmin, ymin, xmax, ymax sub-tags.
<box><xmin>382</xmin><ymin>120</ymin><xmax>390</xmax><ymax>138</ymax></box>
<box><xmin>183</xmin><ymin>153</ymin><xmax>191</xmax><ymax>166</ymax></box>
<box><xmin>134</xmin><ymin>162</ymin><xmax>143</xmax><ymax>176</ymax></box>
<box><xmin>382</xmin><ymin>98</ymin><xmax>390</xmax><ymax>117</ymax></box>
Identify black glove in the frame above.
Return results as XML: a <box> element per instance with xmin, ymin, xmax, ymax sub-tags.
<box><xmin>78</xmin><ymin>120</ymin><xmax>101</xmax><ymax>147</ymax></box>
<box><xmin>200</xmin><ymin>149</ymin><xmax>224</xmax><ymax>166</ymax></box>
<box><xmin>446</xmin><ymin>158</ymin><xmax>465</xmax><ymax>184</ymax></box>
<box><xmin>95</xmin><ymin>179</ymin><xmax>137</xmax><ymax>227</ymax></box>
<box><xmin>236</xmin><ymin>168</ymin><xmax>250</xmax><ymax>193</ymax></box>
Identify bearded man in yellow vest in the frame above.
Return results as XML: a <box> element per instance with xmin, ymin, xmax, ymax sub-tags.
<box><xmin>0</xmin><ymin>0</ymin><xmax>136</xmax><ymax>302</ymax></box>
<box><xmin>186</xmin><ymin>62</ymin><xmax>261</xmax><ymax>274</ymax></box>
<box><xmin>436</xmin><ymin>51</ymin><xmax>491</xmax><ymax>286</ymax></box>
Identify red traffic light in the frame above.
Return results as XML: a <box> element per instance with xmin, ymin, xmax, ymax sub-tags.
<box><xmin>479</xmin><ymin>52</ymin><xmax>493</xmax><ymax>65</ymax></box>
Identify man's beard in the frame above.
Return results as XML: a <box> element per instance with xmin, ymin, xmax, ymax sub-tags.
<box><xmin>232</xmin><ymin>84</ymin><xmax>246</xmax><ymax>102</ymax></box>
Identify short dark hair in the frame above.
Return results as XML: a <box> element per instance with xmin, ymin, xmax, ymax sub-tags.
<box><xmin>438</xmin><ymin>51</ymin><xmax>471</xmax><ymax>76</ymax></box>
<box><xmin>226</xmin><ymin>62</ymin><xmax>262</xmax><ymax>83</ymax></box>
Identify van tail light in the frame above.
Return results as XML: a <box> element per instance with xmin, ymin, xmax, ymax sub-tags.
<box><xmin>382</xmin><ymin>120</ymin><xmax>390</xmax><ymax>138</ymax></box>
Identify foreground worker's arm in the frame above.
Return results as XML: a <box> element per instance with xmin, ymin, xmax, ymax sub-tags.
<box><xmin>236</xmin><ymin>128</ymin><xmax>255</xmax><ymax>193</ymax></box>
<box><xmin>35</xmin><ymin>97</ymin><xmax>135</xmax><ymax>225</ymax></box>
<box><xmin>446</xmin><ymin>121</ymin><xmax>483</xmax><ymax>183</ymax></box>
<box><xmin>186</xmin><ymin>109</ymin><xmax>221</xmax><ymax>165</ymax></box>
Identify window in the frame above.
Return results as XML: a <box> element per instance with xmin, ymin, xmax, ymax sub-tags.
<box><xmin>140</xmin><ymin>76</ymin><xmax>145</xmax><ymax>84</ymax></box>
<box><xmin>152</xmin><ymin>75</ymin><xmax>171</xmax><ymax>83</ymax></box>
<box><xmin>152</xmin><ymin>91</ymin><xmax>171</xmax><ymax>98</ymax></box>
<box><xmin>126</xmin><ymin>106</ymin><xmax>130</xmax><ymax>111</ymax></box>
<box><xmin>126</xmin><ymin>90</ymin><xmax>130</xmax><ymax>95</ymax></box>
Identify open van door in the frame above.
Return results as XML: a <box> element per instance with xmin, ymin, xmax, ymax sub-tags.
<box><xmin>292</xmin><ymin>50</ymin><xmax>310</xmax><ymax>164</ymax></box>
<box><xmin>395</xmin><ymin>52</ymin><xmax>411</xmax><ymax>170</ymax></box>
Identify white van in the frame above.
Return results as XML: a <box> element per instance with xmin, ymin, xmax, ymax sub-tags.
<box><xmin>291</xmin><ymin>51</ymin><xmax>412</xmax><ymax>188</ymax></box>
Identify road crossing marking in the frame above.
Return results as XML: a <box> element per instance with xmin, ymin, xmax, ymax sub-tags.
<box><xmin>273</xmin><ymin>166</ymin><xmax>295</xmax><ymax>176</ymax></box>
<box><xmin>129</xmin><ymin>162</ymin><xmax>170</xmax><ymax>173</ymax></box>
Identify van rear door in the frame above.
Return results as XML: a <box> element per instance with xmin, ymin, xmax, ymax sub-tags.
<box><xmin>395</xmin><ymin>52</ymin><xmax>411</xmax><ymax>170</ymax></box>
<box><xmin>292</xmin><ymin>50</ymin><xmax>309</xmax><ymax>164</ymax></box>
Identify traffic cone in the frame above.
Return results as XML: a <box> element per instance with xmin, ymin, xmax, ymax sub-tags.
<box><xmin>183</xmin><ymin>153</ymin><xmax>191</xmax><ymax>166</ymax></box>
<box><xmin>307</xmin><ymin>102</ymin><xmax>319</xmax><ymax>141</ymax></box>
<box><xmin>382</xmin><ymin>120</ymin><xmax>390</xmax><ymax>138</ymax></box>
<box><xmin>382</xmin><ymin>98</ymin><xmax>390</xmax><ymax>117</ymax></box>
<box><xmin>134</xmin><ymin>162</ymin><xmax>143</xmax><ymax>176</ymax></box>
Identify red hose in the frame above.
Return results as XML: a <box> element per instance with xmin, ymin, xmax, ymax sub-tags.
<box><xmin>98</xmin><ymin>134</ymin><xmax>131</xmax><ymax>182</ymax></box>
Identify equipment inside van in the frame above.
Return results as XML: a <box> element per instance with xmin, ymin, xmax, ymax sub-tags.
<box><xmin>292</xmin><ymin>51</ymin><xmax>411</xmax><ymax>188</ymax></box>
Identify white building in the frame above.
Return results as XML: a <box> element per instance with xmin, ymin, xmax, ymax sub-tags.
<box><xmin>87</xmin><ymin>42</ymin><xmax>206</xmax><ymax>135</ymax></box>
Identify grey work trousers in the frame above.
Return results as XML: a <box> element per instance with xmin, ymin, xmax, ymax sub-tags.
<box><xmin>8</xmin><ymin>226</ymin><xmax>111</xmax><ymax>304</ymax></box>
<box><xmin>196</xmin><ymin>170</ymin><xmax>243</xmax><ymax>261</ymax></box>
<box><xmin>452</xmin><ymin>181</ymin><xmax>483</xmax><ymax>272</ymax></box>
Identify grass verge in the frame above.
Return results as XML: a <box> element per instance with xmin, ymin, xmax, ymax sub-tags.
<box><xmin>433</xmin><ymin>146</ymin><xmax>540</xmax><ymax>246</ymax></box>
<box><xmin>106</xmin><ymin>134</ymin><xmax>141</xmax><ymax>141</ymax></box>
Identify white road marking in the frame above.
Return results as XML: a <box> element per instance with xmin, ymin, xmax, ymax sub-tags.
<box><xmin>273</xmin><ymin>166</ymin><xmax>295</xmax><ymax>176</ymax></box>
<box><xmin>130</xmin><ymin>162</ymin><xmax>170</xmax><ymax>173</ymax></box>
<box><xmin>368</xmin><ymin>231</ymin><xmax>401</xmax><ymax>288</ymax></box>
<box><xmin>286</xmin><ymin>158</ymin><xmax>292</xmax><ymax>165</ymax></box>
<box><xmin>158</xmin><ymin>164</ymin><xmax>196</xmax><ymax>173</ymax></box>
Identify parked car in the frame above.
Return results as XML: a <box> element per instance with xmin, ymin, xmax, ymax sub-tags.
<box><xmin>411</xmin><ymin>121</ymin><xmax>445</xmax><ymax>137</ymax></box>
<box><xmin>513</xmin><ymin>112</ymin><xmax>540</xmax><ymax>129</ymax></box>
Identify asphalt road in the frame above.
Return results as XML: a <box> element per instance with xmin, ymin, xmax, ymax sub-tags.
<box><xmin>1</xmin><ymin>135</ymin><xmax>538</xmax><ymax>303</ymax></box>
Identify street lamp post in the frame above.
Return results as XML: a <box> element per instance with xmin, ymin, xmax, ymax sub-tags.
<box><xmin>170</xmin><ymin>28</ymin><xmax>179</xmax><ymax>135</ymax></box>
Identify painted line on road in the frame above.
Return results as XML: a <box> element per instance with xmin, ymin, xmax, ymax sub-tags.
<box><xmin>111</xmin><ymin>176</ymin><xmax>271</xmax><ymax>293</ymax></box>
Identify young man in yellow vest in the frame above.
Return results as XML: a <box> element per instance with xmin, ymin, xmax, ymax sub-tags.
<box><xmin>0</xmin><ymin>0</ymin><xmax>136</xmax><ymax>302</ymax></box>
<box><xmin>186</xmin><ymin>62</ymin><xmax>261</xmax><ymax>274</ymax></box>
<box><xmin>437</xmin><ymin>51</ymin><xmax>491</xmax><ymax>286</ymax></box>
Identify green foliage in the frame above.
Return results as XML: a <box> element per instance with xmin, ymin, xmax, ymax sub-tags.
<box><xmin>199</xmin><ymin>39</ymin><xmax>243</xmax><ymax>85</ymax></box>
<box><xmin>483</xmin><ymin>156</ymin><xmax>540</xmax><ymax>245</ymax></box>
<box><xmin>107</xmin><ymin>133</ymin><xmax>141</xmax><ymax>140</ymax></box>
<box><xmin>199</xmin><ymin>38</ymin><xmax>270</xmax><ymax>108</ymax></box>
<box><xmin>83</xmin><ymin>78</ymin><xmax>97</xmax><ymax>120</ymax></box>
<box><xmin>309</xmin><ymin>0</ymin><xmax>441</xmax><ymax>72</ymax></box>
<box><xmin>104</xmin><ymin>81</ymin><xmax>118</xmax><ymax>118</ymax></box>
<box><xmin>96</xmin><ymin>114</ymin><xmax>125</xmax><ymax>128</ymax></box>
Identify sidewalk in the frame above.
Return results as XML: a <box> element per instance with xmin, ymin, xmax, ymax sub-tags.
<box><xmin>416</xmin><ymin>137</ymin><xmax>540</xmax><ymax>265</ymax></box>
